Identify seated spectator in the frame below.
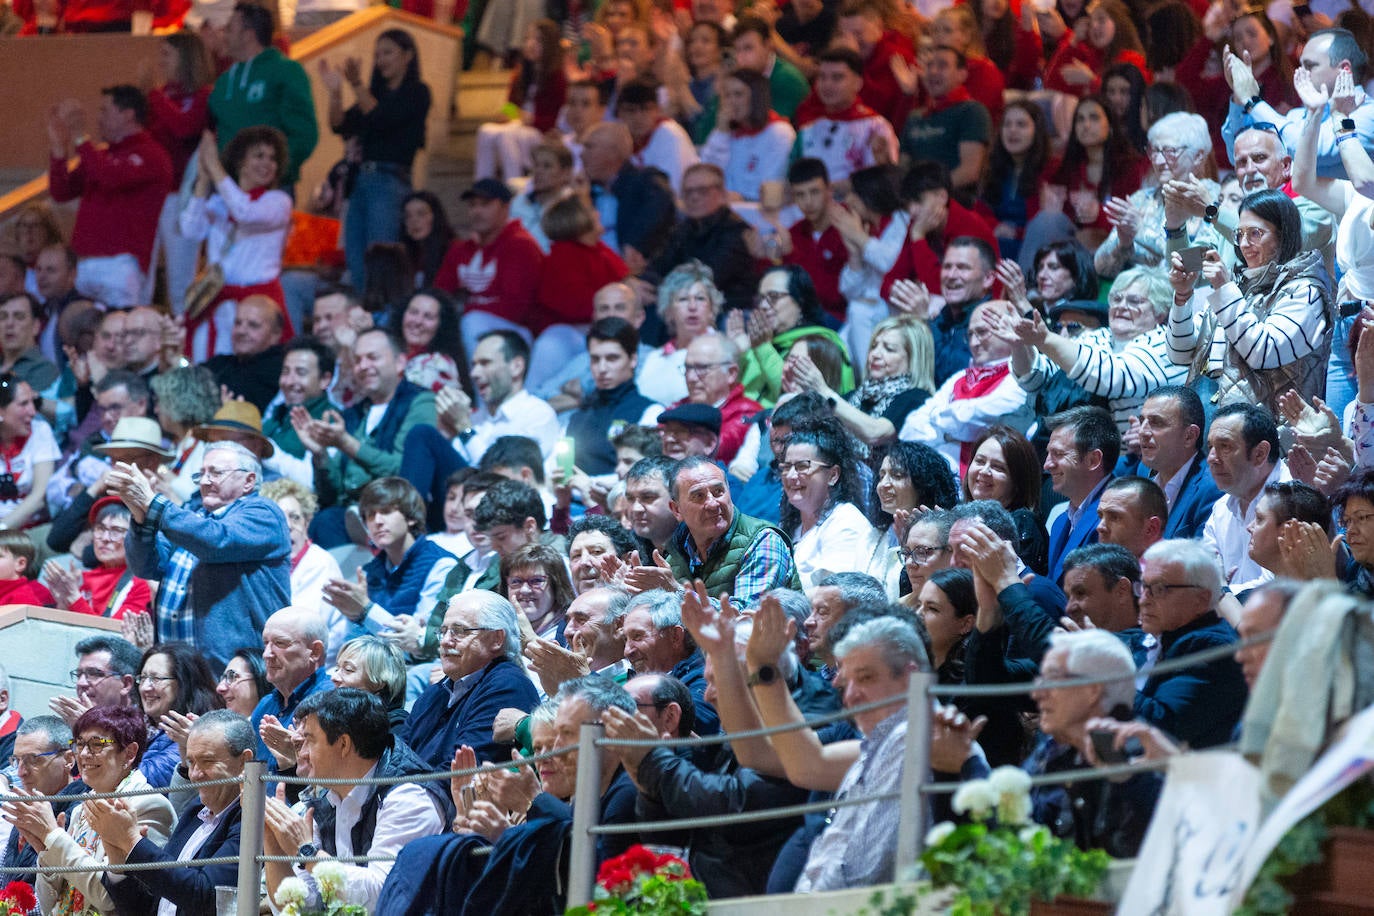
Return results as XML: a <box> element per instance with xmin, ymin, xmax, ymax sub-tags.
<box><xmin>216</xmin><ymin>648</ymin><xmax>269</xmax><ymax>718</ymax></box>
<box><xmin>870</xmin><ymin>444</ymin><xmax>959</xmax><ymax>593</ymax></box>
<box><xmin>963</xmin><ymin>425</ymin><xmax>1049</xmax><ymax>575</ymax></box>
<box><xmin>618</xmin><ymin>78</ymin><xmax>699</xmax><ymax>195</ymax></box>
<box><xmin>1136</xmin><ymin>386</ymin><xmax>1221</xmax><ymax>539</ymax></box>
<box><xmin>916</xmin><ymin>567</ymin><xmax>976</xmax><ymax>684</ymax></box>
<box><xmin>1094</xmin><ymin>476</ymin><xmax>1168</xmax><ymax>560</ymax></box>
<box><xmin>567</xmin><ymin>516</ymin><xmax>637</xmax><ymax>596</ymax></box>
<box><xmin>979</xmin><ymin>101</ymin><xmax>1052</xmax><ymax>262</ymax></box>
<box><xmin>4</xmin><ymin>705</ymin><xmax>175</xmax><ymax>916</ymax></box>
<box><xmin>897</xmin><ymin>45</ymin><xmax>992</xmax><ymax>197</ymax></box>
<box><xmin>1166</xmin><ymin>189</ymin><xmax>1331</xmax><ymax>407</ymax></box>
<box><xmin>736</xmin><ymin>264</ymin><xmax>853</xmax><ymax>407</ymax></box>
<box><xmin>201</xmin><ymin>295</ymin><xmax>288</xmax><ymax>412</ymax></box>
<box><xmin>148</xmin><ymin>366</ymin><xmax>220</xmax><ymax>504</ymax></box>
<box><xmin>663</xmin><ymin>455</ymin><xmax>801</xmax><ymax>604</ymax></box>
<box><xmin>730</xmin><ymin>14</ymin><xmax>811</xmax><ymax>118</ymax></box>
<box><xmin>330</xmin><ymin>636</ymin><xmax>410</xmax><ymax>734</ymax></box>
<box><xmin>0</xmin><ymin>716</ymin><xmax>82</xmax><ymax>885</ymax></box>
<box><xmin>803</xmin><ymin>571</ymin><xmax>888</xmax><ymax>676</ymax></box>
<box><xmin>48</xmin><ymin>372</ymin><xmax>152</xmax><ymax>519</ymax></box>
<box><xmin>1135</xmin><ymin>538</ymin><xmax>1248</xmax><ymax>747</ymax></box>
<box><xmin>474</xmin><ymin>19</ymin><xmax>568</xmax><ymax>182</ymax></box>
<box><xmin>511</xmin><ymin>141</ymin><xmax>575</xmax><ymax>255</ymax></box>
<box><xmin>96</xmin><ymin>710</ymin><xmax>255</xmax><ymax>916</ymax></box>
<box><xmin>1060</xmin><ymin>543</ymin><xmax>1151</xmax><ymax>664</ymax></box>
<box><xmin>50</xmin><ymin>635</ymin><xmax>141</xmax><ymax>727</ymax></box>
<box><xmin>1332</xmin><ymin>469</ymin><xmax>1374</xmax><ymax>598</ymax></box>
<box><xmin>565</xmin><ymin>318</ymin><xmax>663</xmax><ymax>476</ymax></box>
<box><xmin>899</xmin><ymin>300</ymin><xmax>1034</xmax><ymax>476</ymax></box>
<box><xmin>44</xmin><ymin>496</ymin><xmax>152</xmax><ymax>620</ymax></box>
<box><xmin>1246</xmin><ymin>480</ymin><xmax>1330</xmax><ymax>578</ymax></box>
<box><xmin>826</xmin><ymin>0</ymin><xmax>915</xmax><ymax>129</ymax></box>
<box><xmin>1043</xmin><ymin>406</ymin><xmax>1120</xmax><ymax>583</ymax></box>
<box><xmin>403</xmin><ymin>591</ymin><xmax>540</xmax><ymax>766</ymax></box>
<box><xmin>134</xmin><ymin>641</ymin><xmax>219</xmax><ymax>789</ymax></box>
<box><xmin>620</xmin><ymin>590</ymin><xmax>719</xmax><ymax>734</ymax></box>
<box><xmin>47</xmin><ymin>86</ymin><xmax>173</xmax><ymax>309</ymax></box>
<box><xmin>647</xmin><ymin>165</ymin><xmax>758</xmax><ymax>313</ymax></box>
<box><xmin>625</xmin><ymin>456</ymin><xmax>681</xmax><ymax>556</ymax></box>
<box><xmin>0</xmin><ymin>294</ymin><xmax>60</xmax><ymax>405</ymax></box>
<box><xmin>401</xmin><ymin>191</ymin><xmax>458</xmax><ymax>285</ymax></box>
<box><xmin>0</xmin><ymin>664</ymin><xmax>17</xmax><ymax>769</ymax></box>
<box><xmin>262</xmin><ymin>689</ymin><xmax>448</xmax><ymax>911</ymax></box>
<box><xmin>299</xmin><ymin>328</ymin><xmax>437</xmax><ymax>548</ymax></box>
<box><xmin>640</xmin><ymin>261</ymin><xmax>724</xmax><ymax>406</ymax></box>
<box><xmin>500</xmin><ymin>542</ymin><xmax>575</xmax><ymax>641</ymax></box>
<box><xmin>581</xmin><ymin>122</ymin><xmax>678</xmax><ymax>268</ymax></box>
<box><xmin>389</xmin><ymin>289</ymin><xmax>465</xmax><ymax>393</ymax></box>
<box><xmin>463</xmin><ymin>477</ymin><xmax>550</xmax><ymax>597</ymax></box>
<box><xmin>250</xmin><ymin>606</ymin><xmax>333</xmax><ymax>775</ymax></box>
<box><xmin>258</xmin><ymin>480</ymin><xmax>343</xmax><ymax>655</ymax></box>
<box><xmin>781</xmin><ymin>424</ymin><xmax>879</xmax><ymax>587</ymax></box>
<box><xmin>435</xmin><ymin>179</ymin><xmax>545</xmax><ymax>357</ymax></box>
<box><xmin>888</xmin><ymin>233</ymin><xmax>999</xmax><ymax>387</ymax></box>
<box><xmin>1044</xmin><ymin>0</ymin><xmax>1149</xmax><ymax>99</ymax></box>
<box><xmin>678</xmin><ymin>333</ymin><xmax>761</xmax><ymax>464</ymax></box>
<box><xmin>0</xmin><ymin>530</ymin><xmax>55</xmax><ymax>607</ymax></box>
<box><xmin>971</xmin><ymin>0</ymin><xmax>1042</xmax><ymax>90</ymax></box>
<box><xmin>795</xmin><ymin>51</ymin><xmax>899</xmax><ymax>199</ymax></box>
<box><xmin>1201</xmin><ymin>403</ymin><xmax>1285</xmax><ymax>594</ymax></box>
<box><xmin>699</xmin><ymin>69</ymin><xmax>796</xmax><ymax>202</ymax></box>
<box><xmin>180</xmin><ymin>127</ymin><xmax>292</xmax><ymax>364</ymax></box>
<box><xmin>656</xmin><ymin>404</ymin><xmax>722</xmax><ymax>461</ymax></box>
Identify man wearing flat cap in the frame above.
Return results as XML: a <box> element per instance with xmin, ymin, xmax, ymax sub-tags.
<box><xmin>657</xmin><ymin>403</ymin><xmax>722</xmax><ymax>461</ymax></box>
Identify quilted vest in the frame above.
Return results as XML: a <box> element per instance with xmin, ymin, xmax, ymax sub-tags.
<box><xmin>666</xmin><ymin>511</ymin><xmax>801</xmax><ymax>596</ymax></box>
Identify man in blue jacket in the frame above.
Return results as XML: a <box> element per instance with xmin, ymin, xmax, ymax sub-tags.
<box><xmin>113</xmin><ymin>440</ymin><xmax>292</xmax><ymax>670</ymax></box>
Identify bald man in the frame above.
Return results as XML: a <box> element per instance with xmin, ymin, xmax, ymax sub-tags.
<box><xmin>581</xmin><ymin>122</ymin><xmax>677</xmax><ymax>267</ymax></box>
<box><xmin>204</xmin><ymin>296</ymin><xmax>287</xmax><ymax>411</ymax></box>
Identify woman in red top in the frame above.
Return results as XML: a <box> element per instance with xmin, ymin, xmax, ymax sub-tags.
<box><xmin>44</xmin><ymin>497</ymin><xmax>152</xmax><ymax>620</ymax></box>
<box><xmin>146</xmin><ymin>31</ymin><xmax>214</xmax><ymax>317</ymax></box>
<box><xmin>967</xmin><ymin>0</ymin><xmax>1043</xmax><ymax>92</ymax></box>
<box><xmin>474</xmin><ymin>18</ymin><xmax>569</xmax><ymax>181</ymax></box>
<box><xmin>532</xmin><ymin>193</ymin><xmax>629</xmax><ymax>370</ymax></box>
<box><xmin>931</xmin><ymin>5</ymin><xmax>1006</xmax><ymax>123</ymax></box>
<box><xmin>1043</xmin><ymin>95</ymin><xmax>1148</xmax><ymax>249</ymax></box>
<box><xmin>1044</xmin><ymin>0</ymin><xmax>1150</xmax><ymax>97</ymax></box>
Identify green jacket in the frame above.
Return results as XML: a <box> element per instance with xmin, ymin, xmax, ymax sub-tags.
<box><xmin>209</xmin><ymin>48</ymin><xmax>319</xmax><ymax>187</ymax></box>
<box><xmin>739</xmin><ymin>324</ymin><xmax>855</xmax><ymax>407</ymax></box>
<box><xmin>317</xmin><ymin>382</ymin><xmax>435</xmax><ymax>508</ymax></box>
<box><xmin>665</xmin><ymin>511</ymin><xmax>801</xmax><ymax>599</ymax></box>
<box><xmin>262</xmin><ymin>393</ymin><xmax>332</xmax><ymax>459</ymax></box>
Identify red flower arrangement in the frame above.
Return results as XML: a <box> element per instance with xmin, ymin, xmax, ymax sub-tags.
<box><xmin>566</xmin><ymin>845</ymin><xmax>707</xmax><ymax>915</ymax></box>
<box><xmin>0</xmin><ymin>881</ymin><xmax>36</xmax><ymax>915</ymax></box>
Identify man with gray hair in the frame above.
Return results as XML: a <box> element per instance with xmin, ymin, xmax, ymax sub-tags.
<box><xmin>620</xmin><ymin>589</ymin><xmax>719</xmax><ymax>734</ymax></box>
<box><xmin>252</xmin><ymin>606</ymin><xmax>333</xmax><ymax>775</ymax></box>
<box><xmin>95</xmin><ymin>710</ymin><xmax>257</xmax><ymax>915</ymax></box>
<box><xmin>680</xmin><ymin>332</ymin><xmax>761</xmax><ymax>463</ymax></box>
<box><xmin>1</xmin><ymin>716</ymin><xmax>81</xmax><ymax>884</ymax></box>
<box><xmin>804</xmin><ymin>572</ymin><xmax>887</xmax><ymax>676</ymax></box>
<box><xmin>1135</xmin><ymin>538</ymin><xmax>1247</xmax><ymax>748</ymax></box>
<box><xmin>402</xmin><ymin>590</ymin><xmax>541</xmax><ymax>767</ymax></box>
<box><xmin>111</xmin><ymin>439</ymin><xmax>292</xmax><ymax>668</ymax></box>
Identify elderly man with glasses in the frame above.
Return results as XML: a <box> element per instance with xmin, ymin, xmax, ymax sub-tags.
<box><xmin>111</xmin><ymin>439</ymin><xmax>292</xmax><ymax>669</ymax></box>
<box><xmin>49</xmin><ymin>634</ymin><xmax>141</xmax><ymax>726</ymax></box>
<box><xmin>0</xmin><ymin>716</ymin><xmax>83</xmax><ymax>885</ymax></box>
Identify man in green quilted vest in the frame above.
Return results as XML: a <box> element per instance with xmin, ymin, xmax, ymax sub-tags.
<box><xmin>663</xmin><ymin>456</ymin><xmax>801</xmax><ymax>606</ymax></box>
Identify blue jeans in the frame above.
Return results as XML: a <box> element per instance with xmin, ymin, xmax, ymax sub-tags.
<box><xmin>345</xmin><ymin>167</ymin><xmax>411</xmax><ymax>289</ymax></box>
<box><xmin>1328</xmin><ymin>312</ymin><xmax>1358</xmax><ymax>422</ymax></box>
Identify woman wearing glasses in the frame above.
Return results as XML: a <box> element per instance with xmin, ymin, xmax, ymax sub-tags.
<box><xmin>5</xmin><ymin>705</ymin><xmax>175</xmax><ymax>916</ymax></box>
<box><xmin>134</xmin><ymin>642</ymin><xmax>220</xmax><ymax>790</ymax></box>
<box><xmin>779</xmin><ymin>422</ymin><xmax>878</xmax><ymax>588</ymax></box>
<box><xmin>734</xmin><ymin>264</ymin><xmax>853</xmax><ymax>407</ymax></box>
<box><xmin>44</xmin><ymin>497</ymin><xmax>152</xmax><ymax>621</ymax></box>
<box><xmin>1166</xmin><ymin>187</ymin><xmax>1331</xmax><ymax>406</ymax></box>
<box><xmin>216</xmin><ymin>648</ymin><xmax>269</xmax><ymax>717</ymax></box>
<box><xmin>499</xmin><ymin>543</ymin><xmax>576</xmax><ymax>642</ymax></box>
<box><xmin>639</xmin><ymin>261</ymin><xmax>726</xmax><ymax>406</ymax></box>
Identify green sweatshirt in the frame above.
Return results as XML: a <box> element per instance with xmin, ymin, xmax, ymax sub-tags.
<box><xmin>739</xmin><ymin>324</ymin><xmax>855</xmax><ymax>407</ymax></box>
<box><xmin>209</xmin><ymin>48</ymin><xmax>319</xmax><ymax>187</ymax></box>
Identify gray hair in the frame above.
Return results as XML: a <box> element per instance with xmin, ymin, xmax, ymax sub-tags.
<box><xmin>691</xmin><ymin>331</ymin><xmax>741</xmax><ymax>367</ymax></box>
<box><xmin>268</xmin><ymin>606</ymin><xmax>330</xmax><ymax>648</ymax></box>
<box><xmin>204</xmin><ymin>440</ymin><xmax>263</xmax><ymax>491</ymax></box>
<box><xmin>1110</xmin><ymin>266</ymin><xmax>1173</xmax><ymax>322</ymax></box>
<box><xmin>16</xmin><ymin>715</ymin><xmax>72</xmax><ymax>750</ymax></box>
<box><xmin>1148</xmin><ymin>112</ymin><xmax>1212</xmax><ymax>158</ymax></box>
<box><xmin>818</xmin><ymin>572</ymin><xmax>887</xmax><ymax>610</ymax></box>
<box><xmin>604</xmin><ymin>588</ymin><xmax>633</xmax><ymax>628</ymax></box>
<box><xmin>529</xmin><ymin>699</ymin><xmax>559</xmax><ymax>735</ymax></box>
<box><xmin>1048</xmin><ymin>629</ymin><xmax>1137</xmax><ymax>712</ymax></box>
<box><xmin>555</xmin><ymin>674</ymin><xmax>637</xmax><ymax>716</ymax></box>
<box><xmin>767</xmin><ymin>587</ymin><xmax>811</xmax><ymax>633</ymax></box>
<box><xmin>189</xmin><ymin>709</ymin><xmax>257</xmax><ymax>757</ymax></box>
<box><xmin>462</xmin><ymin>590</ymin><xmax>525</xmax><ymax>665</ymax></box>
<box><xmin>337</xmin><ymin>635</ymin><xmax>409</xmax><ymax>709</ymax></box>
<box><xmin>625</xmin><ymin>589</ymin><xmax>683</xmax><ymax>631</ymax></box>
<box><xmin>149</xmin><ymin>366</ymin><xmax>220</xmax><ymax>428</ymax></box>
<box><xmin>74</xmin><ymin>634</ymin><xmax>142</xmax><ymax>676</ymax></box>
<box><xmin>1142</xmin><ymin>538</ymin><xmax>1224</xmax><ymax>605</ymax></box>
<box><xmin>833</xmin><ymin>617</ymin><xmax>930</xmax><ymax>675</ymax></box>
<box><xmin>656</xmin><ymin>260</ymin><xmax>724</xmax><ymax>334</ymax></box>
<box><xmin>912</xmin><ymin>509</ymin><xmax>957</xmax><ymax>543</ymax></box>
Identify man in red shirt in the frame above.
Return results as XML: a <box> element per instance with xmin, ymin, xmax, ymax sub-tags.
<box><xmin>783</xmin><ymin>157</ymin><xmax>848</xmax><ymax>323</ymax></box>
<box><xmin>435</xmin><ymin>178</ymin><xmax>545</xmax><ymax>357</ymax></box>
<box><xmin>677</xmin><ymin>333</ymin><xmax>761</xmax><ymax>464</ymax></box>
<box><xmin>47</xmin><ymin>85</ymin><xmax>173</xmax><ymax>309</ymax></box>
<box><xmin>882</xmin><ymin>159</ymin><xmax>998</xmax><ymax>298</ymax></box>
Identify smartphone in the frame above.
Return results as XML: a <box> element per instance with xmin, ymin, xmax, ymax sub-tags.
<box><xmin>1090</xmin><ymin>729</ymin><xmax>1145</xmax><ymax>765</ymax></box>
<box><xmin>555</xmin><ymin>436</ymin><xmax>577</xmax><ymax>479</ymax></box>
<box><xmin>1177</xmin><ymin>244</ymin><xmax>1210</xmax><ymax>272</ymax></box>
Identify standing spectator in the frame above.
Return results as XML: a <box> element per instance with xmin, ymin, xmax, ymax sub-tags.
<box><xmin>209</xmin><ymin>3</ymin><xmax>318</xmax><ymax>190</ymax></box>
<box><xmin>435</xmin><ymin>179</ymin><xmax>545</xmax><ymax>357</ymax></box>
<box><xmin>698</xmin><ymin>69</ymin><xmax>795</xmax><ymax>202</ymax></box>
<box><xmin>47</xmin><ymin>86</ymin><xmax>173</xmax><ymax>309</ymax></box>
<box><xmin>1044</xmin><ymin>0</ymin><xmax>1150</xmax><ymax>98</ymax></box>
<box><xmin>474</xmin><ymin>19</ymin><xmax>568</xmax><ymax>181</ymax></box>
<box><xmin>400</xmin><ymin>191</ymin><xmax>457</xmax><ymax>287</ymax></box>
<box><xmin>145</xmin><ymin>30</ymin><xmax>214</xmax><ymax>315</ymax></box>
<box><xmin>320</xmin><ymin>29</ymin><xmax>433</xmax><ymax>290</ymax></box>
<box><xmin>113</xmin><ymin>440</ymin><xmax>292</xmax><ymax>668</ymax></box>
<box><xmin>829</xmin><ymin>0</ymin><xmax>916</xmax><ymax>129</ymax></box>
<box><xmin>180</xmin><ymin>129</ymin><xmax>292</xmax><ymax>363</ymax></box>
<box><xmin>793</xmin><ymin>49</ymin><xmax>898</xmax><ymax>192</ymax></box>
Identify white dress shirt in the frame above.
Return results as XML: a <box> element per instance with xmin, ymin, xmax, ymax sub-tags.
<box><xmin>454</xmin><ymin>388</ymin><xmax>561</xmax><ymax>463</ymax></box>
<box><xmin>1201</xmin><ymin>460</ymin><xmax>1289</xmax><ymax>593</ymax></box>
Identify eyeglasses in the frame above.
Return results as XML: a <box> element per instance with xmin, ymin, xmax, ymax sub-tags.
<box><xmin>118</xmin><ymin>328</ymin><xmax>157</xmax><ymax>339</ymax></box>
<box><xmin>1107</xmin><ymin>293</ymin><xmax>1151</xmax><ymax>312</ymax></box>
<box><xmin>1340</xmin><ymin>511</ymin><xmax>1374</xmax><ymax>529</ymax></box>
<box><xmin>1148</xmin><ymin>145</ymin><xmax>1185</xmax><ymax>159</ymax></box>
<box><xmin>219</xmin><ymin>669</ymin><xmax>248</xmax><ymax>685</ymax></box>
<box><xmin>1050</xmin><ymin>321</ymin><xmax>1084</xmax><ymax>336</ymax></box>
<box><xmin>507</xmin><ymin>576</ymin><xmax>548</xmax><ymax>591</ymax></box>
<box><xmin>683</xmin><ymin>362</ymin><xmax>730</xmax><ymax>377</ymax></box>
<box><xmin>93</xmin><ymin>524</ymin><xmax>130</xmax><ymax>541</ymax></box>
<box><xmin>191</xmin><ymin>467</ymin><xmax>248</xmax><ymax>485</ymax></box>
<box><xmin>1140</xmin><ymin>581</ymin><xmax>1204</xmax><ymax>600</ymax></box>
<box><xmin>682</xmin><ymin>184</ymin><xmax>724</xmax><ymax>198</ymax></box>
<box><xmin>9</xmin><ymin>747</ymin><xmax>68</xmax><ymax>769</ymax></box>
<box><xmin>777</xmin><ymin>459</ymin><xmax>835</xmax><ymax>477</ymax></box>
<box><xmin>754</xmin><ymin>290</ymin><xmax>789</xmax><ymax>306</ymax></box>
<box><xmin>70</xmin><ymin>667</ymin><xmax>114</xmax><ymax>684</ymax></box>
<box><xmin>73</xmin><ymin>736</ymin><xmax>118</xmax><ymax>754</ymax></box>
<box><xmin>899</xmin><ymin>544</ymin><xmax>947</xmax><ymax>564</ymax></box>
<box><xmin>137</xmin><ymin>674</ymin><xmax>177</xmax><ymax>687</ymax></box>
<box><xmin>438</xmin><ymin>624</ymin><xmax>492</xmax><ymax>640</ymax></box>
<box><xmin>1234</xmin><ymin>226</ymin><xmax>1272</xmax><ymax>245</ymax></box>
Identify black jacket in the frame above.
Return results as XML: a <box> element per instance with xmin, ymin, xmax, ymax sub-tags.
<box><xmin>104</xmin><ymin>798</ymin><xmax>243</xmax><ymax>915</ymax></box>
<box><xmin>646</xmin><ymin>206</ymin><xmax>758</xmax><ymax>311</ymax></box>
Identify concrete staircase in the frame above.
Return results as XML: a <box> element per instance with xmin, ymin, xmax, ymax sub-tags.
<box><xmin>426</xmin><ymin>67</ymin><xmax>512</xmax><ymax>205</ymax></box>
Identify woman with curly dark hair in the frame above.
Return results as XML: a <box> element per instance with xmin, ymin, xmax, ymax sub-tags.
<box><xmin>400</xmin><ymin>191</ymin><xmax>457</xmax><ymax>287</ymax></box>
<box><xmin>388</xmin><ymin>287</ymin><xmax>470</xmax><ymax>394</ymax></box>
<box><xmin>780</xmin><ymin>422</ymin><xmax>877</xmax><ymax>587</ymax></box>
<box><xmin>964</xmin><ymin>425</ymin><xmax>1049</xmax><ymax>574</ymax></box>
<box><xmin>868</xmin><ymin>440</ymin><xmax>960</xmax><ymax>597</ymax></box>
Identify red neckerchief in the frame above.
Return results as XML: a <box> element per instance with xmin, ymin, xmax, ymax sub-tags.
<box><xmin>1281</xmin><ymin>180</ymin><xmax>1298</xmax><ymax>200</ymax></box>
<box><xmin>633</xmin><ymin>118</ymin><xmax>668</xmax><ymax>154</ymax></box>
<box><xmin>868</xmin><ymin>213</ymin><xmax>893</xmax><ymax>238</ymax></box>
<box><xmin>291</xmin><ymin>539</ymin><xmax>312</xmax><ymax>572</ymax></box>
<box><xmin>731</xmin><ymin>111</ymin><xmax>790</xmax><ymax>137</ymax></box>
<box><xmin>924</xmin><ymin>86</ymin><xmax>972</xmax><ymax>116</ymax></box>
<box><xmin>952</xmin><ymin>360</ymin><xmax>1010</xmax><ymax>400</ymax></box>
<box><xmin>805</xmin><ymin>101</ymin><xmax>880</xmax><ymax>126</ymax></box>
<box><xmin>172</xmin><ymin>439</ymin><xmax>197</xmax><ymax>473</ymax></box>
<box><xmin>0</xmin><ymin>434</ymin><xmax>28</xmax><ymax>476</ymax></box>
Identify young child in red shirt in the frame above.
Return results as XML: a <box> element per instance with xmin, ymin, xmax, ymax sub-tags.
<box><xmin>0</xmin><ymin>529</ymin><xmax>54</xmax><ymax>607</ymax></box>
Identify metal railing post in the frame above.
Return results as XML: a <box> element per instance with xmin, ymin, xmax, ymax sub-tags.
<box><xmin>894</xmin><ymin>672</ymin><xmax>933</xmax><ymax>883</ymax></box>
<box><xmin>237</xmin><ymin>761</ymin><xmax>266</xmax><ymax>916</ymax></box>
<box><xmin>567</xmin><ymin>722</ymin><xmax>604</xmax><ymax>909</ymax></box>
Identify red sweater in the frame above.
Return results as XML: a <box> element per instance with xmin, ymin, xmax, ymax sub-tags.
<box><xmin>532</xmin><ymin>239</ymin><xmax>628</xmax><ymax>334</ymax></box>
<box><xmin>1045</xmin><ymin>41</ymin><xmax>1151</xmax><ymax>97</ymax></box>
<box><xmin>0</xmin><ymin>577</ymin><xmax>54</xmax><ymax>607</ymax></box>
<box><xmin>860</xmin><ymin>31</ymin><xmax>918</xmax><ymax>131</ymax></box>
<box><xmin>509</xmin><ymin>67</ymin><xmax>569</xmax><ymax>134</ymax></box>
<box><xmin>435</xmin><ymin>220</ymin><xmax>545</xmax><ymax>326</ymax></box>
<box><xmin>1048</xmin><ymin>154</ymin><xmax>1149</xmax><ymax>231</ymax></box>
<box><xmin>69</xmin><ymin>564</ymin><xmax>152</xmax><ymax>620</ymax></box>
<box><xmin>692</xmin><ymin>384</ymin><xmax>763</xmax><ymax>464</ymax></box>
<box><xmin>147</xmin><ymin>85</ymin><xmax>210</xmax><ymax>188</ymax></box>
<box><xmin>786</xmin><ymin>219</ymin><xmax>848</xmax><ymax>322</ymax></box>
<box><xmin>48</xmin><ymin>131</ymin><xmax>173</xmax><ymax>271</ymax></box>
<box><xmin>880</xmin><ymin>200</ymin><xmax>998</xmax><ymax>299</ymax></box>
<box><xmin>965</xmin><ymin>55</ymin><xmax>1006</xmax><ymax>126</ymax></box>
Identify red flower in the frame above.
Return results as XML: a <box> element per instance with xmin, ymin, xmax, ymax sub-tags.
<box><xmin>0</xmin><ymin>882</ymin><xmax>36</xmax><ymax>912</ymax></box>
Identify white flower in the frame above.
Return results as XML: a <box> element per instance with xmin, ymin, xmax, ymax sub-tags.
<box><xmin>314</xmin><ymin>861</ymin><xmax>348</xmax><ymax>901</ymax></box>
<box><xmin>1019</xmin><ymin>824</ymin><xmax>1048</xmax><ymax>844</ymax></box>
<box><xmin>951</xmin><ymin>779</ymin><xmax>997</xmax><ymax>819</ymax></box>
<box><xmin>988</xmin><ymin>766</ymin><xmax>1031</xmax><ymax>796</ymax></box>
<box><xmin>925</xmin><ymin>821</ymin><xmax>957</xmax><ymax>847</ymax></box>
<box><xmin>999</xmin><ymin>791</ymin><xmax>1033</xmax><ymax>826</ymax></box>
<box><xmin>275</xmin><ymin>877</ymin><xmax>308</xmax><ymax>908</ymax></box>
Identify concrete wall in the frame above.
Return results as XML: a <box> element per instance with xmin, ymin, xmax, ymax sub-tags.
<box><xmin>0</xmin><ymin>606</ymin><xmax>123</xmax><ymax>719</ymax></box>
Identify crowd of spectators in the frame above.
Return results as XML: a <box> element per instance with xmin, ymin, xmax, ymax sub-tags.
<box><xmin>6</xmin><ymin>0</ymin><xmax>1374</xmax><ymax>908</ymax></box>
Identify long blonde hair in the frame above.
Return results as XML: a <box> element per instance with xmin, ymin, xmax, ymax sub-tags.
<box><xmin>868</xmin><ymin>315</ymin><xmax>934</xmax><ymax>392</ymax></box>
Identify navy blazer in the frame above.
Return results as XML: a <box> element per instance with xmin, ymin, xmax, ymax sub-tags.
<box><xmin>1162</xmin><ymin>457</ymin><xmax>1223</xmax><ymax>540</ymax></box>
<box><xmin>1046</xmin><ymin>480</ymin><xmax>1110</xmax><ymax>584</ymax></box>
<box><xmin>104</xmin><ymin>799</ymin><xmax>242</xmax><ymax>915</ymax></box>
<box><xmin>1134</xmin><ymin>610</ymin><xmax>1248</xmax><ymax>749</ymax></box>
<box><xmin>402</xmin><ymin>657</ymin><xmax>541</xmax><ymax>767</ymax></box>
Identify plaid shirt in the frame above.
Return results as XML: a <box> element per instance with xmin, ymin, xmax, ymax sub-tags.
<box><xmin>680</xmin><ymin>524</ymin><xmax>797</xmax><ymax>610</ymax></box>
<box><xmin>144</xmin><ymin>495</ymin><xmax>228</xmax><ymax>645</ymax></box>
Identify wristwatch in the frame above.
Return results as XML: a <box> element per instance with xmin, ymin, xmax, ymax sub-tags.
<box><xmin>1203</xmin><ymin>201</ymin><xmax>1219</xmax><ymax>224</ymax></box>
<box><xmin>1243</xmin><ymin>94</ymin><xmax>1263</xmax><ymax>114</ymax></box>
<box><xmin>747</xmin><ymin>665</ymin><xmax>779</xmax><ymax>687</ymax></box>
<box><xmin>298</xmin><ymin>843</ymin><xmax>320</xmax><ymax>860</ymax></box>
<box><xmin>1341</xmin><ymin>117</ymin><xmax>1358</xmax><ymax>134</ymax></box>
